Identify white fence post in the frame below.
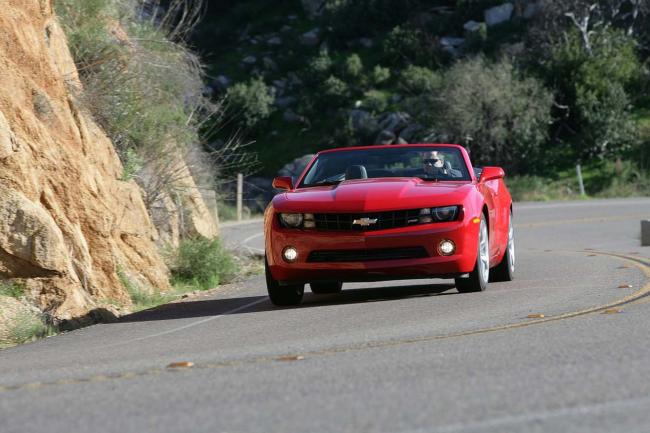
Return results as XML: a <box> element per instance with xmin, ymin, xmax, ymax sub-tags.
<box><xmin>236</xmin><ymin>173</ymin><xmax>244</xmax><ymax>222</ymax></box>
<box><xmin>576</xmin><ymin>164</ymin><xmax>586</xmax><ymax>196</ymax></box>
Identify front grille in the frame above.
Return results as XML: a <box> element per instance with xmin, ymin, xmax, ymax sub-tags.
<box><xmin>307</xmin><ymin>247</ymin><xmax>428</xmax><ymax>263</ymax></box>
<box><xmin>314</xmin><ymin>209</ymin><xmax>422</xmax><ymax>231</ymax></box>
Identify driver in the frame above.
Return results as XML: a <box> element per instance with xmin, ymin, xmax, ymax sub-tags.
<box><xmin>422</xmin><ymin>150</ymin><xmax>461</xmax><ymax>178</ymax></box>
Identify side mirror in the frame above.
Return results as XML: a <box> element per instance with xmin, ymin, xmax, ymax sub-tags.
<box><xmin>480</xmin><ymin>167</ymin><xmax>505</xmax><ymax>182</ymax></box>
<box><xmin>272</xmin><ymin>176</ymin><xmax>293</xmax><ymax>190</ymax></box>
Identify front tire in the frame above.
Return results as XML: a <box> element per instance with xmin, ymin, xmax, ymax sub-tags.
<box><xmin>455</xmin><ymin>216</ymin><xmax>489</xmax><ymax>293</ymax></box>
<box><xmin>310</xmin><ymin>282</ymin><xmax>343</xmax><ymax>294</ymax></box>
<box><xmin>490</xmin><ymin>211</ymin><xmax>515</xmax><ymax>282</ymax></box>
<box><xmin>265</xmin><ymin>257</ymin><xmax>304</xmax><ymax>306</ymax></box>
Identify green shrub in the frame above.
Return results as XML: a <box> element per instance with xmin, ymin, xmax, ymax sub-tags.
<box><xmin>171</xmin><ymin>238</ymin><xmax>235</xmax><ymax>290</ymax></box>
<box><xmin>227</xmin><ymin>77</ymin><xmax>275</xmax><ymax>129</ymax></box>
<box><xmin>306</xmin><ymin>51</ymin><xmax>334</xmax><ymax>83</ymax></box>
<box><xmin>507</xmin><ymin>176</ymin><xmax>579</xmax><ymax>202</ymax></box>
<box><xmin>544</xmin><ymin>28</ymin><xmax>642</xmax><ymax>161</ymax></box>
<box><xmin>57</xmin><ymin>0</ymin><xmax>219</xmax><ymax>202</ymax></box>
<box><xmin>217</xmin><ymin>200</ymin><xmax>239</xmax><ymax>222</ymax></box>
<box><xmin>345</xmin><ymin>53</ymin><xmax>363</xmax><ymax>78</ymax></box>
<box><xmin>363</xmin><ymin>90</ymin><xmax>389</xmax><ymax>113</ymax></box>
<box><xmin>383</xmin><ymin>26</ymin><xmax>424</xmax><ymax>64</ymax></box>
<box><xmin>323</xmin><ymin>0</ymin><xmax>421</xmax><ymax>39</ymax></box>
<box><xmin>8</xmin><ymin>312</ymin><xmax>54</xmax><ymax>345</ymax></box>
<box><xmin>321</xmin><ymin>75</ymin><xmax>351</xmax><ymax>106</ymax></box>
<box><xmin>119</xmin><ymin>147</ymin><xmax>144</xmax><ymax>181</ymax></box>
<box><xmin>372</xmin><ymin>65</ymin><xmax>391</xmax><ymax>85</ymax></box>
<box><xmin>117</xmin><ymin>268</ymin><xmax>173</xmax><ymax>311</ymax></box>
<box><xmin>398</xmin><ymin>65</ymin><xmax>442</xmax><ymax>95</ymax></box>
<box><xmin>0</xmin><ymin>281</ymin><xmax>24</xmax><ymax>299</ymax></box>
<box><xmin>438</xmin><ymin>56</ymin><xmax>553</xmax><ymax>172</ymax></box>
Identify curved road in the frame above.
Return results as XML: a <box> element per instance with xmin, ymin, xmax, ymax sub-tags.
<box><xmin>1</xmin><ymin>198</ymin><xmax>650</xmax><ymax>433</ymax></box>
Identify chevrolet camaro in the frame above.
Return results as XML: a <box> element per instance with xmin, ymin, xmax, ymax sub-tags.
<box><xmin>264</xmin><ymin>144</ymin><xmax>515</xmax><ymax>306</ymax></box>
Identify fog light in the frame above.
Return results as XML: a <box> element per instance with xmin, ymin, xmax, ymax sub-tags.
<box><xmin>438</xmin><ymin>240</ymin><xmax>456</xmax><ymax>256</ymax></box>
<box><xmin>282</xmin><ymin>246</ymin><xmax>298</xmax><ymax>262</ymax></box>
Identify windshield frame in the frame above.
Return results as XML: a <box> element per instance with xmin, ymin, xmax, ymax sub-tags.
<box><xmin>296</xmin><ymin>145</ymin><xmax>473</xmax><ymax>188</ymax></box>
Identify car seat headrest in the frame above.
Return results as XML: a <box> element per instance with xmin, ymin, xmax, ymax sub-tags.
<box><xmin>345</xmin><ymin>165</ymin><xmax>368</xmax><ymax>180</ymax></box>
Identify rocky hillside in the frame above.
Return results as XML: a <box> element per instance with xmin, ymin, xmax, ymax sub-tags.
<box><xmin>0</xmin><ymin>0</ymin><xmax>218</xmax><ymax>327</ymax></box>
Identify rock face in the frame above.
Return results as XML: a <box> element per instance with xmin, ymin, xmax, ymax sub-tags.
<box><xmin>0</xmin><ymin>0</ymin><xmax>170</xmax><ymax>320</ymax></box>
<box><xmin>484</xmin><ymin>3</ymin><xmax>514</xmax><ymax>27</ymax></box>
<box><xmin>300</xmin><ymin>28</ymin><xmax>321</xmax><ymax>46</ymax></box>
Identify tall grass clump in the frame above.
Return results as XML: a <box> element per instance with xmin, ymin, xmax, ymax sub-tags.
<box><xmin>7</xmin><ymin>312</ymin><xmax>55</xmax><ymax>346</ymax></box>
<box><xmin>171</xmin><ymin>238</ymin><xmax>235</xmax><ymax>290</ymax></box>
<box><xmin>56</xmin><ymin>0</ymin><xmax>218</xmax><ymax>206</ymax></box>
<box><xmin>117</xmin><ymin>268</ymin><xmax>174</xmax><ymax>311</ymax></box>
<box><xmin>0</xmin><ymin>280</ymin><xmax>25</xmax><ymax>299</ymax></box>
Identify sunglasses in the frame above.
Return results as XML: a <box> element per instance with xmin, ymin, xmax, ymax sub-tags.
<box><xmin>424</xmin><ymin>158</ymin><xmax>440</xmax><ymax>165</ymax></box>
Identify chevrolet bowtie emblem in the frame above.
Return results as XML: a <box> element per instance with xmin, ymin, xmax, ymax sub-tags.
<box><xmin>352</xmin><ymin>217</ymin><xmax>379</xmax><ymax>227</ymax></box>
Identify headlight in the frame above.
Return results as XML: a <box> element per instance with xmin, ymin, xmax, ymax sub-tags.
<box><xmin>431</xmin><ymin>206</ymin><xmax>460</xmax><ymax>222</ymax></box>
<box><xmin>280</xmin><ymin>213</ymin><xmax>304</xmax><ymax>228</ymax></box>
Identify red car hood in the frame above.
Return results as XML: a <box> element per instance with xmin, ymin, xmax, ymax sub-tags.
<box><xmin>273</xmin><ymin>178</ymin><xmax>475</xmax><ymax>213</ymax></box>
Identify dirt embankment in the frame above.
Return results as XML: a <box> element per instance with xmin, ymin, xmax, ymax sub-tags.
<box><xmin>0</xmin><ymin>0</ymin><xmax>215</xmax><ymax>324</ymax></box>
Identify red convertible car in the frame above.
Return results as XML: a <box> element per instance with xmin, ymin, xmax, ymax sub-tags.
<box><xmin>264</xmin><ymin>144</ymin><xmax>514</xmax><ymax>305</ymax></box>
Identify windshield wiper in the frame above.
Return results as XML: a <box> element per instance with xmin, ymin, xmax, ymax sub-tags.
<box><xmin>416</xmin><ymin>176</ymin><xmax>441</xmax><ymax>182</ymax></box>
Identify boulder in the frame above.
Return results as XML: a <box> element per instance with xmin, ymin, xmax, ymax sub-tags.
<box><xmin>275</xmin><ymin>96</ymin><xmax>297</xmax><ymax>109</ymax></box>
<box><xmin>349</xmin><ymin>109</ymin><xmax>379</xmax><ymax>135</ymax></box>
<box><xmin>283</xmin><ymin>109</ymin><xmax>302</xmax><ymax>123</ymax></box>
<box><xmin>399</xmin><ymin>123</ymin><xmax>424</xmax><ymax>142</ymax></box>
<box><xmin>300</xmin><ymin>28</ymin><xmax>320</xmax><ymax>46</ymax></box>
<box><xmin>278</xmin><ymin>155</ymin><xmax>316</xmax><ymax>181</ymax></box>
<box><xmin>378</xmin><ymin>112</ymin><xmax>411</xmax><ymax>133</ymax></box>
<box><xmin>440</xmin><ymin>37</ymin><xmax>465</xmax><ymax>47</ymax></box>
<box><xmin>463</xmin><ymin>20</ymin><xmax>482</xmax><ymax>33</ymax></box>
<box><xmin>242</xmin><ymin>55</ymin><xmax>257</xmax><ymax>65</ymax></box>
<box><xmin>359</xmin><ymin>37</ymin><xmax>374</xmax><ymax>48</ymax></box>
<box><xmin>523</xmin><ymin>2</ymin><xmax>542</xmax><ymax>19</ymax></box>
<box><xmin>288</xmin><ymin>72</ymin><xmax>303</xmax><ymax>88</ymax></box>
<box><xmin>376</xmin><ymin>130</ymin><xmax>396</xmax><ymax>145</ymax></box>
<box><xmin>0</xmin><ymin>190</ymin><xmax>71</xmax><ymax>277</ymax></box>
<box><xmin>272</xmin><ymin>78</ymin><xmax>287</xmax><ymax>91</ymax></box>
<box><xmin>430</xmin><ymin>6</ymin><xmax>453</xmax><ymax>14</ymax></box>
<box><xmin>484</xmin><ymin>3</ymin><xmax>514</xmax><ymax>27</ymax></box>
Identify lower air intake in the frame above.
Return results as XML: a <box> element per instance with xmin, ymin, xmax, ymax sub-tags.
<box><xmin>307</xmin><ymin>247</ymin><xmax>428</xmax><ymax>263</ymax></box>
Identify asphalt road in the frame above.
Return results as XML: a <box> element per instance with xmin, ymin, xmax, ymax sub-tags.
<box><xmin>1</xmin><ymin>198</ymin><xmax>650</xmax><ymax>433</ymax></box>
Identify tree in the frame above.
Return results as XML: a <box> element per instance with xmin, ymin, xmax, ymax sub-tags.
<box><xmin>544</xmin><ymin>28</ymin><xmax>641</xmax><ymax>160</ymax></box>
<box><xmin>226</xmin><ymin>77</ymin><xmax>275</xmax><ymax>129</ymax></box>
<box><xmin>438</xmin><ymin>57</ymin><xmax>553</xmax><ymax>172</ymax></box>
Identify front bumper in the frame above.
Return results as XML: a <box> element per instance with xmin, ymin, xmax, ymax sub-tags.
<box><xmin>267</xmin><ymin>219</ymin><xmax>480</xmax><ymax>284</ymax></box>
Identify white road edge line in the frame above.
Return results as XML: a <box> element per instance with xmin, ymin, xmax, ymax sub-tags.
<box><xmin>101</xmin><ymin>298</ymin><xmax>268</xmax><ymax>348</ymax></box>
<box><xmin>242</xmin><ymin>232</ymin><xmax>263</xmax><ymax>245</ymax></box>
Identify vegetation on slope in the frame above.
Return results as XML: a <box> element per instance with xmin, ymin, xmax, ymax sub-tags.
<box><xmin>55</xmin><ymin>0</ymin><xmax>238</xmax><ymax>309</ymax></box>
<box><xmin>192</xmin><ymin>0</ymin><xmax>650</xmax><ymax>198</ymax></box>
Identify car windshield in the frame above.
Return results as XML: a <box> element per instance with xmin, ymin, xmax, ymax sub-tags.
<box><xmin>299</xmin><ymin>146</ymin><xmax>471</xmax><ymax>187</ymax></box>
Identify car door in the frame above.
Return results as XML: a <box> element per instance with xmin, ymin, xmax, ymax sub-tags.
<box><xmin>478</xmin><ymin>178</ymin><xmax>502</xmax><ymax>261</ymax></box>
